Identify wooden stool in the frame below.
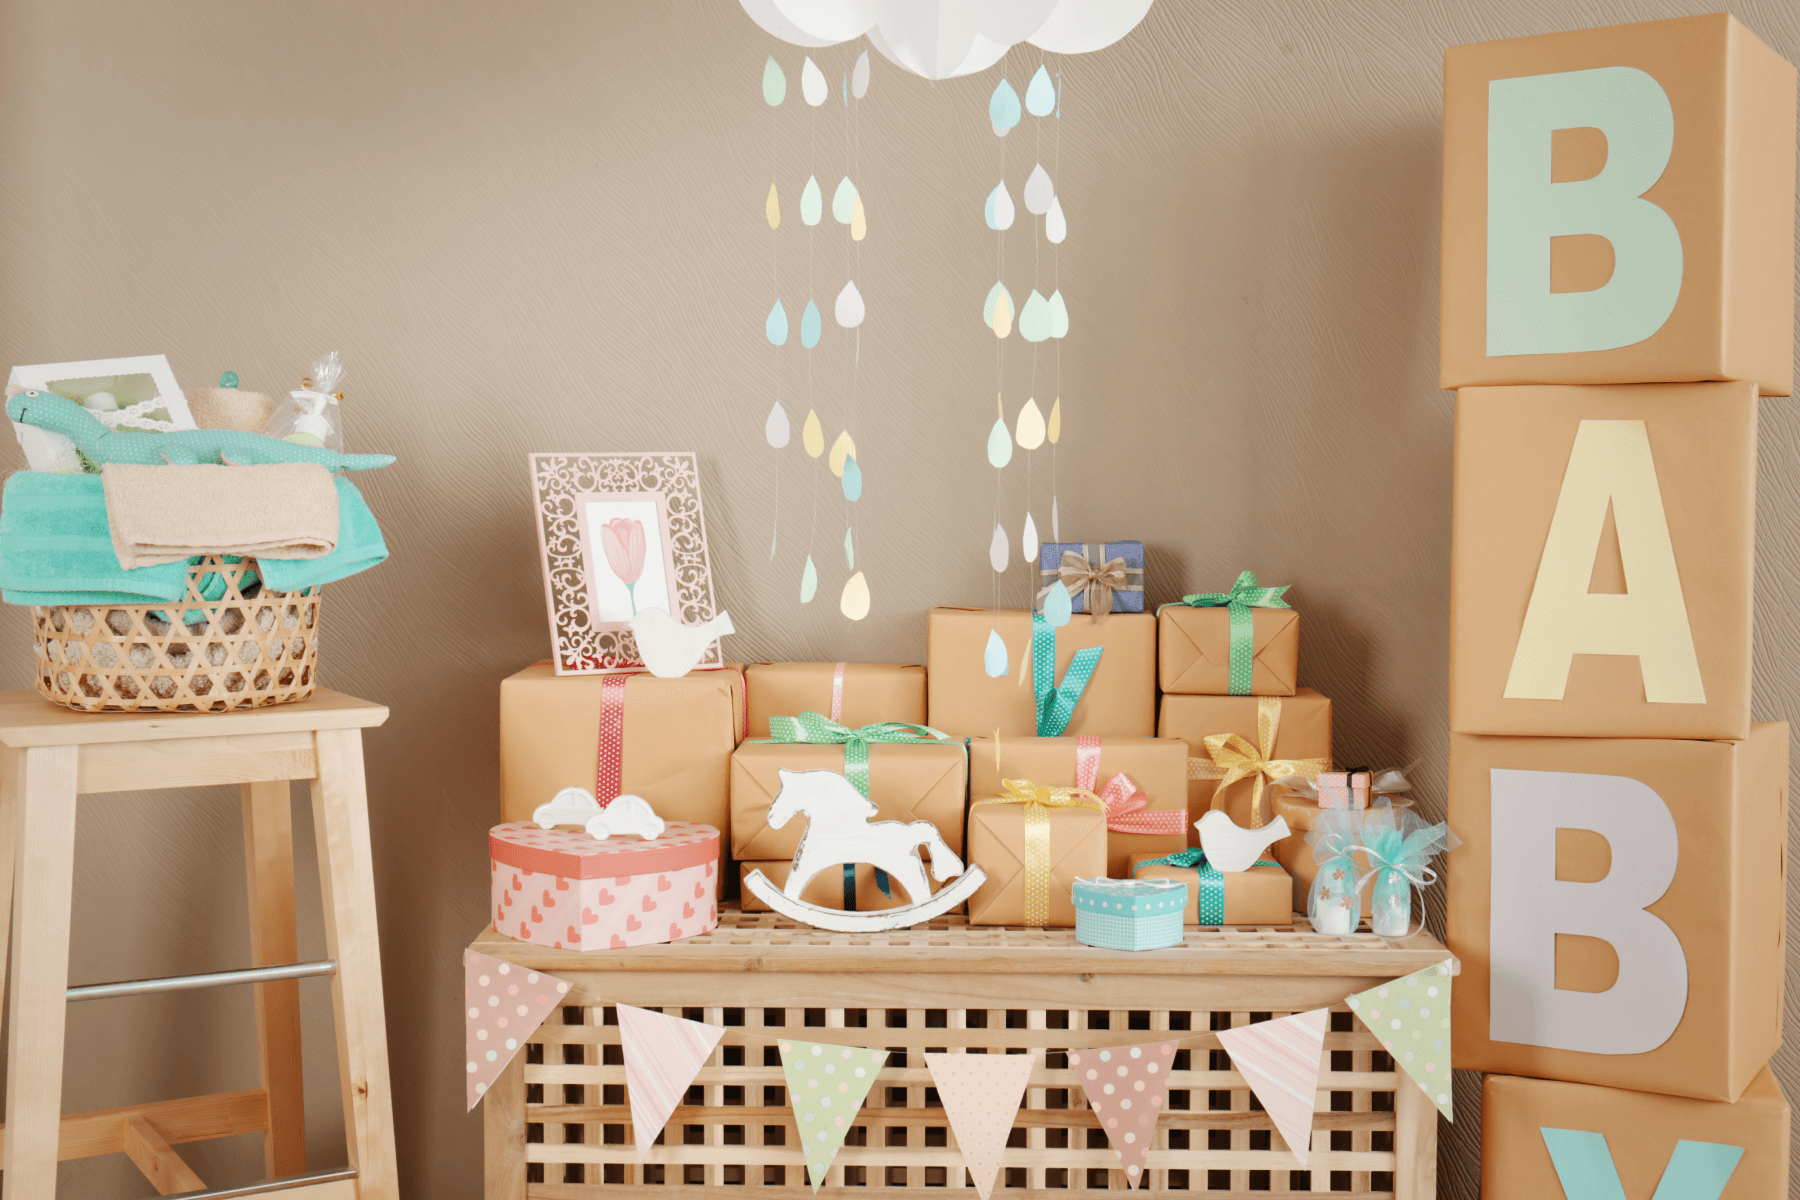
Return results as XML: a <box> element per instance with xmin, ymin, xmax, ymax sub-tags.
<box><xmin>0</xmin><ymin>690</ymin><xmax>399</xmax><ymax>1199</ymax></box>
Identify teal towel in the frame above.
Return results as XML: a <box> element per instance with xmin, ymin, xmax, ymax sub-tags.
<box><xmin>254</xmin><ymin>478</ymin><xmax>389</xmax><ymax>591</ymax></box>
<box><xmin>0</xmin><ymin>473</ymin><xmax>188</xmax><ymax>604</ymax></box>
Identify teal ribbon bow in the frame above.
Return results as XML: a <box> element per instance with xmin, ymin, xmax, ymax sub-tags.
<box><xmin>1032</xmin><ymin>610</ymin><xmax>1104</xmax><ymax>736</ymax></box>
<box><xmin>1133</xmin><ymin>848</ymin><xmax>1276</xmax><ymax>925</ymax></box>
<box><xmin>758</xmin><ymin>711</ymin><xmax>955</xmax><ymax>908</ymax></box>
<box><xmin>1165</xmin><ymin>570</ymin><xmax>1290</xmax><ymax>695</ymax></box>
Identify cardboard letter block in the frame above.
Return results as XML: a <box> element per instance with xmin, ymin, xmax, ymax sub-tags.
<box><xmin>1441</xmin><ymin>13</ymin><xmax>1796</xmax><ymax>394</ymax></box>
<box><xmin>1450</xmin><ymin>383</ymin><xmax>1756</xmax><ymax>740</ymax></box>
<box><xmin>1483</xmin><ymin>1069</ymin><xmax>1789</xmax><ymax>1200</ymax></box>
<box><xmin>1447</xmin><ymin>725</ymin><xmax>1787</xmax><ymax>1101</ymax></box>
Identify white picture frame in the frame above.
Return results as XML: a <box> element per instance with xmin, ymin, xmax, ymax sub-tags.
<box><xmin>7</xmin><ymin>354</ymin><xmax>194</xmax><ymax>471</ymax></box>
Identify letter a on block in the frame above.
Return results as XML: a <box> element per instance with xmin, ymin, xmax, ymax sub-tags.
<box><xmin>1540</xmin><ymin>1129</ymin><xmax>1743</xmax><ymax>1200</ymax></box>
<box><xmin>1504</xmin><ymin>420</ymin><xmax>1705</xmax><ymax>704</ymax></box>
<box><xmin>1488</xmin><ymin>66</ymin><xmax>1683</xmax><ymax>355</ymax></box>
<box><xmin>1490</xmin><ymin>769</ymin><xmax>1687</xmax><ymax>1055</ymax></box>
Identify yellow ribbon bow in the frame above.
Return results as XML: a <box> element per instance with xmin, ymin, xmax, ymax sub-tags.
<box><xmin>1187</xmin><ymin>696</ymin><xmax>1328</xmax><ymax>828</ymax></box>
<box><xmin>1035</xmin><ymin>550</ymin><xmax>1130</xmax><ymax>621</ymax></box>
<box><xmin>973</xmin><ymin>779</ymin><xmax>1105</xmax><ymax>927</ymax></box>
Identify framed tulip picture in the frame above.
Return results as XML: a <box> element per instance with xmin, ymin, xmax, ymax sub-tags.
<box><xmin>528</xmin><ymin>452</ymin><xmax>721</xmax><ymax>674</ymax></box>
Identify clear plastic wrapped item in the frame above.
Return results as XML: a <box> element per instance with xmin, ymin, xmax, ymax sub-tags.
<box><xmin>263</xmin><ymin>351</ymin><xmax>344</xmax><ymax>452</ymax></box>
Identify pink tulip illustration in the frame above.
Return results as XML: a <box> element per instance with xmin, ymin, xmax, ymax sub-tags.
<box><xmin>598</xmin><ymin>517</ymin><xmax>647</xmax><ymax>614</ymax></box>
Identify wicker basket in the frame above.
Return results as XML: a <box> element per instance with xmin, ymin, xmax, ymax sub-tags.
<box><xmin>32</xmin><ymin>555</ymin><xmax>320</xmax><ymax>713</ymax></box>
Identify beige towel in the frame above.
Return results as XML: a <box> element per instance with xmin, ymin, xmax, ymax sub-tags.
<box><xmin>102</xmin><ymin>462</ymin><xmax>340</xmax><ymax>569</ymax></box>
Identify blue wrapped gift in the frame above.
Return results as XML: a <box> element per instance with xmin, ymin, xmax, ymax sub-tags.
<box><xmin>1072</xmin><ymin>876</ymin><xmax>1188</xmax><ymax>951</ymax></box>
<box><xmin>1038</xmin><ymin>541</ymin><xmax>1145</xmax><ymax>618</ymax></box>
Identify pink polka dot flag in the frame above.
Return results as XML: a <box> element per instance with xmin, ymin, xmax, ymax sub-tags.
<box><xmin>924</xmin><ymin>1051</ymin><xmax>1038</xmax><ymax>1200</ymax></box>
<box><xmin>617</xmin><ymin>1003</ymin><xmax>726</xmax><ymax>1161</ymax></box>
<box><xmin>1215</xmin><ymin>1009</ymin><xmax>1329</xmax><ymax>1165</ymax></box>
<box><xmin>779</xmin><ymin>1038</ymin><xmax>889</xmax><ymax>1192</ymax></box>
<box><xmin>464</xmin><ymin>949</ymin><xmax>571</xmax><ymax>1110</ymax></box>
<box><xmin>1067</xmin><ymin>1040</ymin><xmax>1179</xmax><ymax>1183</ymax></box>
<box><xmin>1346</xmin><ymin>957</ymin><xmax>1454</xmax><ymax>1120</ymax></box>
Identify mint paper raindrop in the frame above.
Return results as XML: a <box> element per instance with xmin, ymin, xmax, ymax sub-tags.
<box><xmin>800</xmin><ymin>175</ymin><xmax>822</xmax><ymax>226</ymax></box>
<box><xmin>762</xmin><ymin>56</ymin><xmax>786</xmax><ymax>105</ymax></box>
<box><xmin>989</xmin><ymin>521</ymin><xmax>1009</xmax><ymax>572</ymax></box>
<box><xmin>841</xmin><ymin>455</ymin><xmax>863</xmax><ymax>501</ymax></box>
<box><xmin>983</xmin><ymin>629</ymin><xmax>1009</xmax><ymax>678</ymax></box>
<box><xmin>801</xmin><ymin>300</ymin><xmax>821</xmax><ymax>348</ymax></box>
<box><xmin>1048</xmin><ymin>290</ymin><xmax>1069</xmax><ymax>338</ymax></box>
<box><xmin>832</xmin><ymin>177</ymin><xmax>857</xmax><ymax>224</ymax></box>
<box><xmin>983</xmin><ymin>281</ymin><xmax>1012</xmax><ymax>329</ymax></box>
<box><xmin>986</xmin><ymin>417</ymin><xmax>1013</xmax><ymax>468</ymax></box>
<box><xmin>765</xmin><ymin>299</ymin><xmax>789</xmax><ymax>346</ymax></box>
<box><xmin>1043</xmin><ymin>575</ymin><xmax>1073</xmax><ymax>626</ymax></box>
<box><xmin>844</xmin><ymin>525</ymin><xmax>855</xmax><ymax>569</ymax></box>
<box><xmin>800</xmin><ymin>554</ymin><xmax>818</xmax><ymax>602</ymax></box>
<box><xmin>1023</xmin><ymin>164</ymin><xmax>1054</xmax><ymax>215</ymax></box>
<box><xmin>989</xmin><ymin>78</ymin><xmax>1021</xmax><ymax>134</ymax></box>
<box><xmin>764</xmin><ymin>401</ymin><xmax>790</xmax><ymax>448</ymax></box>
<box><xmin>1025</xmin><ymin>65</ymin><xmax>1056</xmax><ymax>116</ymax></box>
<box><xmin>1045</xmin><ymin>195</ymin><xmax>1067</xmax><ymax>244</ymax></box>
<box><xmin>1018</xmin><ymin>290</ymin><xmax>1053</xmax><ymax>342</ymax></box>
<box><xmin>984</xmin><ymin>181</ymin><xmax>1015</xmax><ymax>231</ymax></box>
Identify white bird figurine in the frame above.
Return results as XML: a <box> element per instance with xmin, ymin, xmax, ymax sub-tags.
<box><xmin>532</xmin><ymin>788</ymin><xmax>666</xmax><ymax>842</ymax></box>
<box><xmin>1195</xmin><ymin>811</ymin><xmax>1292</xmax><ymax>873</ymax></box>
<box><xmin>628</xmin><ymin>605</ymin><xmax>735</xmax><ymax>678</ymax></box>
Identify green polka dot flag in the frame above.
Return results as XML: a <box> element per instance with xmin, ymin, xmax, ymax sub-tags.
<box><xmin>1346</xmin><ymin>957</ymin><xmax>1454</xmax><ymax>1121</ymax></box>
<box><xmin>779</xmin><ymin>1038</ymin><xmax>889</xmax><ymax>1192</ymax></box>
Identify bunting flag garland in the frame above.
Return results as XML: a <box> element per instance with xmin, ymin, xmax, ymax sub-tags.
<box><xmin>464</xmin><ymin>950</ymin><xmax>572</xmax><ymax>1109</ymax></box>
<box><xmin>925</xmin><ymin>1051</ymin><xmax>1039</xmax><ymax>1200</ymax></box>
<box><xmin>618</xmin><ymin>1003</ymin><xmax>727</xmax><ymax>1160</ymax></box>
<box><xmin>780</xmin><ymin>1038</ymin><xmax>889</xmax><ymax>1191</ymax></box>
<box><xmin>1215</xmin><ymin>1009</ymin><xmax>1329</xmax><ymax>1164</ymax></box>
<box><xmin>1346</xmin><ymin>958</ymin><xmax>1455</xmax><ymax>1120</ymax></box>
<box><xmin>1067</xmin><ymin>1040</ymin><xmax>1178</xmax><ymax>1183</ymax></box>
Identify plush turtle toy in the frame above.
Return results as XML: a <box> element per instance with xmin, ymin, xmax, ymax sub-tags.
<box><xmin>6</xmin><ymin>390</ymin><xmax>396</xmax><ymax>470</ymax></box>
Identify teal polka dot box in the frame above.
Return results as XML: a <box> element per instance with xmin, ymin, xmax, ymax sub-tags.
<box><xmin>1072</xmin><ymin>877</ymin><xmax>1188</xmax><ymax>952</ymax></box>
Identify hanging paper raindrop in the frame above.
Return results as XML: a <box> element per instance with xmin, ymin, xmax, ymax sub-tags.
<box><xmin>989</xmin><ymin>78</ymin><xmax>1021</xmax><ymax>134</ymax></box>
<box><xmin>834</xmin><ymin>280</ymin><xmax>864</xmax><ymax>327</ymax></box>
<box><xmin>1018</xmin><ymin>290</ymin><xmax>1052</xmax><ymax>342</ymax></box>
<box><xmin>841</xmin><ymin>455</ymin><xmax>863</xmax><ymax>501</ymax></box>
<box><xmin>989</xmin><ymin>288</ymin><xmax>1013</xmax><ymax>338</ymax></box>
<box><xmin>801</xmin><ymin>300</ymin><xmax>822</xmax><ymax>348</ymax></box>
<box><xmin>802</xmin><ymin>409</ymin><xmax>824</xmax><ymax>457</ymax></box>
<box><xmin>764</xmin><ymin>401</ymin><xmax>790</xmax><ymax>448</ymax></box>
<box><xmin>844</xmin><ymin>525</ymin><xmax>855</xmax><ymax>568</ymax></box>
<box><xmin>766</xmin><ymin>183</ymin><xmax>780</xmax><ymax>230</ymax></box>
<box><xmin>800</xmin><ymin>554</ymin><xmax>818</xmax><ymax>602</ymax></box>
<box><xmin>800</xmin><ymin>175</ymin><xmax>822</xmax><ymax>226</ymax></box>
<box><xmin>1051</xmin><ymin>495</ymin><xmax>1061</xmax><ymax>541</ymax></box>
<box><xmin>841</xmin><ymin>69</ymin><xmax>848</xmax><ymax>106</ymax></box>
<box><xmin>1022</xmin><ymin>510</ymin><xmax>1040</xmax><ymax>561</ymax></box>
<box><xmin>989</xmin><ymin>521</ymin><xmax>1009</xmax><ymax>572</ymax></box>
<box><xmin>829</xmin><ymin>431</ymin><xmax>856</xmax><ymax>477</ymax></box>
<box><xmin>1045</xmin><ymin>196</ymin><xmax>1067</xmax><ymax>244</ymax></box>
<box><xmin>801</xmin><ymin>56</ymin><xmax>827</xmax><ymax>106</ymax></box>
<box><xmin>851</xmin><ymin>194</ymin><xmax>867</xmax><ymax>240</ymax></box>
<box><xmin>1048</xmin><ymin>290</ymin><xmax>1069</xmax><ymax>339</ymax></box>
<box><xmin>1023</xmin><ymin>164</ymin><xmax>1055</xmax><ymax>215</ymax></box>
<box><xmin>765</xmin><ymin>299</ymin><xmax>789</xmax><ymax>346</ymax></box>
<box><xmin>983</xmin><ymin>281</ymin><xmax>1012</xmax><ymax>330</ymax></box>
<box><xmin>832</xmin><ymin>177</ymin><xmax>857</xmax><ymax>224</ymax></box>
<box><xmin>1043</xmin><ymin>575</ymin><xmax>1073</xmax><ymax>626</ymax></box>
<box><xmin>986</xmin><ymin>417</ymin><xmax>1013</xmax><ymax>468</ymax></box>
<box><xmin>1015</xmin><ymin>398</ymin><xmax>1046</xmax><ymax>449</ymax></box>
<box><xmin>1047</xmin><ymin>398</ymin><xmax>1061</xmax><ymax>443</ymax></box>
<box><xmin>852</xmin><ymin>50</ymin><xmax>870</xmax><ymax>99</ymax></box>
<box><xmin>984</xmin><ymin>181</ymin><xmax>1015</xmax><ymax>231</ymax></box>
<box><xmin>840</xmin><ymin>571</ymin><xmax>870</xmax><ymax>620</ymax></box>
<box><xmin>1025</xmin><ymin>65</ymin><xmax>1056</xmax><ymax>117</ymax></box>
<box><xmin>763</xmin><ymin>56</ymin><xmax>787</xmax><ymax>106</ymax></box>
<box><xmin>983</xmin><ymin>629</ymin><xmax>1010</xmax><ymax>678</ymax></box>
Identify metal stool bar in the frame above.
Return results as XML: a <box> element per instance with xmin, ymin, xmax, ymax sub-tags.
<box><xmin>67</xmin><ymin>960</ymin><xmax>338</xmax><ymax>1003</ymax></box>
<box><xmin>171</xmin><ymin>1166</ymin><xmax>357</xmax><ymax>1199</ymax></box>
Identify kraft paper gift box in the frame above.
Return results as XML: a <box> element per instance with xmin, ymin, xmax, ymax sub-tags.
<box><xmin>489</xmin><ymin>821</ymin><xmax>720</xmax><ymax>951</ymax></box>
<box><xmin>1158</xmin><ymin>608</ymin><xmax>1299</xmax><ymax>696</ymax></box>
<box><xmin>498</xmin><ymin>664</ymin><xmax>746</xmax><ymax>850</ymax></box>
<box><xmin>971</xmin><ymin>734</ymin><xmax>1187</xmax><ymax>876</ymax></box>
<box><xmin>965</xmin><ymin>786</ymin><xmax>1108</xmax><ymax>927</ymax></box>
<box><xmin>1446</xmin><ymin>723</ymin><xmax>1787</xmax><ymax>1102</ymax></box>
<box><xmin>1127</xmin><ymin>853</ymin><xmax>1292</xmax><ymax>926</ymax></box>
<box><xmin>1440</xmin><ymin>13</ymin><xmax>1796</xmax><ymax>395</ymax></box>
<box><xmin>1482</xmin><ymin>1069</ymin><xmax>1790</xmax><ymax>1200</ymax></box>
<box><xmin>1157</xmin><ymin>689</ymin><xmax>1332</xmax><ymax>833</ymax></box>
<box><xmin>744</xmin><ymin>662</ymin><xmax>926</xmax><ymax>739</ymax></box>
<box><xmin>729</xmin><ymin>740</ymin><xmax>968</xmax><ymax>860</ymax></box>
<box><xmin>738</xmin><ymin>860</ymin><xmax>926</xmax><ymax>913</ymax></box>
<box><xmin>1073</xmin><ymin>877</ymin><xmax>1187</xmax><ymax>951</ymax></box>
<box><xmin>1450</xmin><ymin>383</ymin><xmax>1756</xmax><ymax>740</ymax></box>
<box><xmin>926</xmin><ymin>607</ymin><xmax>1155</xmax><ymax>739</ymax></box>
<box><xmin>1037</xmin><ymin>541</ymin><xmax>1145</xmax><ymax>617</ymax></box>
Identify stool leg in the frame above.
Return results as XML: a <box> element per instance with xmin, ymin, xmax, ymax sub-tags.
<box><xmin>0</xmin><ymin>748</ymin><xmax>24</xmax><ymax>1029</ymax></box>
<box><xmin>2</xmin><ymin>744</ymin><xmax>80</xmax><ymax>1199</ymax></box>
<box><xmin>242</xmin><ymin>780</ymin><xmax>307</xmax><ymax>1177</ymax></box>
<box><xmin>310</xmin><ymin>729</ymin><xmax>398</xmax><ymax>1199</ymax></box>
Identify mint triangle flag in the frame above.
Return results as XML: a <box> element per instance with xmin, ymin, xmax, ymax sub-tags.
<box><xmin>464</xmin><ymin>950</ymin><xmax>571</xmax><ymax>1110</ymax></box>
<box><xmin>780</xmin><ymin>1038</ymin><xmax>888</xmax><ymax>1191</ymax></box>
<box><xmin>1216</xmin><ymin>1009</ymin><xmax>1329</xmax><ymax>1164</ymax></box>
<box><xmin>1067</xmin><ymin>1040</ymin><xmax>1179</xmax><ymax>1184</ymax></box>
<box><xmin>1346</xmin><ymin>958</ymin><xmax>1454</xmax><ymax>1120</ymax></box>
<box><xmin>924</xmin><ymin>1051</ymin><xmax>1037</xmax><ymax>1199</ymax></box>
<box><xmin>617</xmin><ymin>1003</ymin><xmax>727</xmax><ymax>1161</ymax></box>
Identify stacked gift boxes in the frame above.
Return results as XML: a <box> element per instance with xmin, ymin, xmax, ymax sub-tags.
<box><xmin>1440</xmin><ymin>14</ymin><xmax>1795</xmax><ymax>1191</ymax></box>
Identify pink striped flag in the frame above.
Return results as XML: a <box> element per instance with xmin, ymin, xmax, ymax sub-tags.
<box><xmin>1216</xmin><ymin>1009</ymin><xmax>1329</xmax><ymax>1165</ymax></box>
<box><xmin>617</xmin><ymin>1003</ymin><xmax>727</xmax><ymax>1160</ymax></box>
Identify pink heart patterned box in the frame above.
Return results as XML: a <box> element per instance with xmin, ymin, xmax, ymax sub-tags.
<box><xmin>489</xmin><ymin>821</ymin><xmax>720</xmax><ymax>951</ymax></box>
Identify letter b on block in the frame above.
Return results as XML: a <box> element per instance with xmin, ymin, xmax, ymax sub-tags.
<box><xmin>1489</xmin><ymin>768</ymin><xmax>1686</xmax><ymax>1056</ymax></box>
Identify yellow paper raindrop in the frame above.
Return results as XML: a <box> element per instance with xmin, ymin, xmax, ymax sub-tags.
<box><xmin>1015</xmin><ymin>398</ymin><xmax>1046</xmax><ymax>450</ymax></box>
<box><xmin>1047</xmin><ymin>398</ymin><xmax>1061</xmax><ymax>444</ymax></box>
<box><xmin>991</xmin><ymin>288</ymin><xmax>1013</xmax><ymax>338</ymax></box>
<box><xmin>851</xmin><ymin>194</ymin><xmax>866</xmax><ymax>240</ymax></box>
<box><xmin>802</xmin><ymin>409</ymin><xmax>824</xmax><ymax>457</ymax></box>
<box><xmin>766</xmin><ymin>183</ymin><xmax>780</xmax><ymax>230</ymax></box>
<box><xmin>829</xmin><ymin>431</ymin><xmax>856</xmax><ymax>477</ymax></box>
<box><xmin>840</xmin><ymin>571</ymin><xmax>870</xmax><ymax>620</ymax></box>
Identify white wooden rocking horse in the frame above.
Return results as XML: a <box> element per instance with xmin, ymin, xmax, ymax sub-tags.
<box><xmin>742</xmin><ymin>768</ymin><xmax>988</xmax><ymax>931</ymax></box>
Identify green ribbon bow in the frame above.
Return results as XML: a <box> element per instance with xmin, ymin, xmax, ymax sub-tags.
<box><xmin>1032</xmin><ymin>610</ymin><xmax>1104</xmax><ymax>736</ymax></box>
<box><xmin>758</xmin><ymin>712</ymin><xmax>955</xmax><ymax>908</ymax></box>
<box><xmin>1133</xmin><ymin>848</ymin><xmax>1276</xmax><ymax>925</ymax></box>
<box><xmin>1166</xmin><ymin>570</ymin><xmax>1291</xmax><ymax>695</ymax></box>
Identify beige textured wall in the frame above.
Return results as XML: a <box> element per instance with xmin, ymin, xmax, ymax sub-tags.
<box><xmin>0</xmin><ymin>1</ymin><xmax>1794</xmax><ymax>1195</ymax></box>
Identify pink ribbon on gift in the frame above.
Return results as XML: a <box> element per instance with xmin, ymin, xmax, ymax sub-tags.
<box><xmin>1074</xmin><ymin>736</ymin><xmax>1189</xmax><ymax>836</ymax></box>
<box><xmin>594</xmin><ymin>674</ymin><xmax>630</xmax><ymax>805</ymax></box>
<box><xmin>830</xmin><ymin>662</ymin><xmax>846</xmax><ymax>723</ymax></box>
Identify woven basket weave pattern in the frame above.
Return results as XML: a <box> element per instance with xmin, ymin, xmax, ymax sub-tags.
<box><xmin>32</xmin><ymin>556</ymin><xmax>319</xmax><ymax>713</ymax></box>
